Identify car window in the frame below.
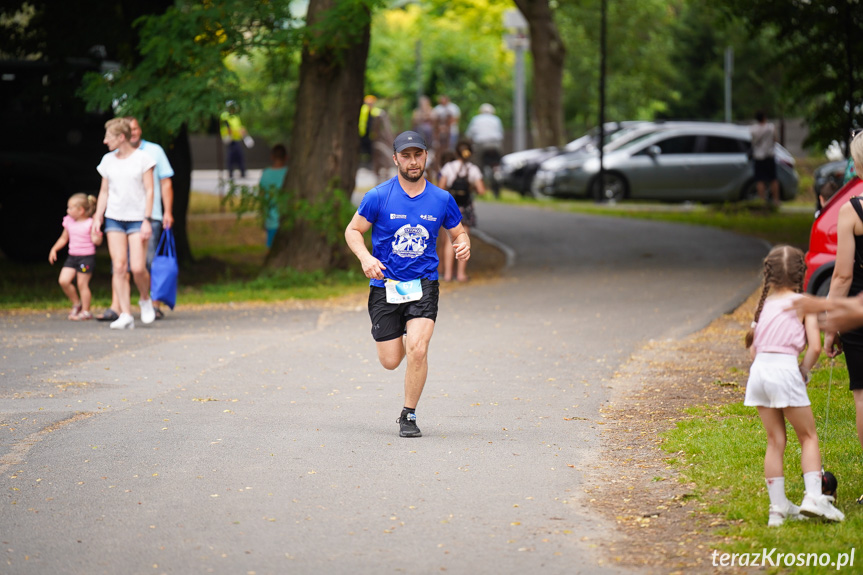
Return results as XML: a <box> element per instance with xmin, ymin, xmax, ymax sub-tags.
<box><xmin>656</xmin><ymin>136</ymin><xmax>697</xmax><ymax>154</ymax></box>
<box><xmin>704</xmin><ymin>136</ymin><xmax>746</xmax><ymax>154</ymax></box>
<box><xmin>610</xmin><ymin>131</ymin><xmax>660</xmax><ymax>152</ymax></box>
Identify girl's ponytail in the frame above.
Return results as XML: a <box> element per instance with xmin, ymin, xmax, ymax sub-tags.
<box><xmin>85</xmin><ymin>195</ymin><xmax>98</xmax><ymax>218</ymax></box>
<box><xmin>746</xmin><ymin>257</ymin><xmax>775</xmax><ymax>349</ymax></box>
<box><xmin>745</xmin><ymin>280</ymin><xmax>770</xmax><ymax>348</ymax></box>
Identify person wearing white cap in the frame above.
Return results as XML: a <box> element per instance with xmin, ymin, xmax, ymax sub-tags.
<box><xmin>345</xmin><ymin>131</ymin><xmax>470</xmax><ymax>438</ymax></box>
<box><xmin>466</xmin><ymin>103</ymin><xmax>504</xmax><ymax>197</ymax></box>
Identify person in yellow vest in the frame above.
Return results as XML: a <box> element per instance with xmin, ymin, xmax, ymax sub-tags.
<box><xmin>358</xmin><ymin>94</ymin><xmax>383</xmax><ymax>168</ymax></box>
<box><xmin>220</xmin><ymin>101</ymin><xmax>253</xmax><ymax>179</ymax></box>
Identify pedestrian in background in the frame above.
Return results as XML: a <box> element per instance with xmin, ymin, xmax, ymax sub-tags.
<box><xmin>466</xmin><ymin>103</ymin><xmax>504</xmax><ymax>198</ymax></box>
<box><xmin>220</xmin><ymin>101</ymin><xmax>253</xmax><ymax>180</ymax></box>
<box><xmin>412</xmin><ymin>95</ymin><xmax>436</xmax><ymax>155</ymax></box>
<box><xmin>433</xmin><ymin>95</ymin><xmax>460</xmax><ymax>153</ymax></box>
<box><xmin>359</xmin><ymin>94</ymin><xmax>382</xmax><ymax>168</ymax></box>
<box><xmin>750</xmin><ymin>111</ymin><xmax>779</xmax><ymax>207</ymax></box>
<box><xmin>96</xmin><ymin>117</ymin><xmax>175</xmax><ymax>321</ymax></box>
<box><xmin>92</xmin><ymin>117</ymin><xmax>157</xmax><ymax>330</ymax></box>
<box><xmin>48</xmin><ymin>193</ymin><xmax>103</xmax><ymax>321</ymax></box>
<box><xmin>259</xmin><ymin>144</ymin><xmax>288</xmax><ymax>248</ymax></box>
<box><xmin>744</xmin><ymin>245</ymin><xmax>843</xmax><ymax>525</ymax></box>
<box><xmin>438</xmin><ymin>140</ymin><xmax>485</xmax><ymax>282</ymax></box>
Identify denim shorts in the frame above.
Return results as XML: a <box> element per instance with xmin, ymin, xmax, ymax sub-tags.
<box><xmin>104</xmin><ymin>218</ymin><xmax>143</xmax><ymax>235</ymax></box>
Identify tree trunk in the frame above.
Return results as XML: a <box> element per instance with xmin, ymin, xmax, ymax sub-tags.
<box><xmin>513</xmin><ymin>0</ymin><xmax>566</xmax><ymax>148</ymax></box>
<box><xmin>266</xmin><ymin>0</ymin><xmax>371</xmax><ymax>271</ymax></box>
<box><xmin>165</xmin><ymin>124</ymin><xmax>194</xmax><ymax>266</ymax></box>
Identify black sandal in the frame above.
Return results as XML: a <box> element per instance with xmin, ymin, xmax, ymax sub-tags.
<box><xmin>96</xmin><ymin>309</ymin><xmax>119</xmax><ymax>322</ymax></box>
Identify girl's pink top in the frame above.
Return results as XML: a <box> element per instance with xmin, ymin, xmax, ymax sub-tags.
<box><xmin>63</xmin><ymin>215</ymin><xmax>96</xmax><ymax>256</ymax></box>
<box><xmin>752</xmin><ymin>293</ymin><xmax>806</xmax><ymax>355</ymax></box>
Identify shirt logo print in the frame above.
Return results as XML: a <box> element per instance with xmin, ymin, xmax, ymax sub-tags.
<box><xmin>391</xmin><ymin>224</ymin><xmax>430</xmax><ymax>259</ymax></box>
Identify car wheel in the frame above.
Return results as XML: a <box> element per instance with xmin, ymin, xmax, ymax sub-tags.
<box><xmin>591</xmin><ymin>172</ymin><xmax>627</xmax><ymax>203</ymax></box>
<box><xmin>815</xmin><ymin>277</ymin><xmax>831</xmax><ymax>297</ymax></box>
<box><xmin>530</xmin><ymin>183</ymin><xmax>552</xmax><ymax>201</ymax></box>
<box><xmin>520</xmin><ymin>168</ymin><xmax>538</xmax><ymax>197</ymax></box>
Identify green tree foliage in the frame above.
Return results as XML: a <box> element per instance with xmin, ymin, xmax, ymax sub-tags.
<box><xmin>709</xmin><ymin>0</ymin><xmax>863</xmax><ymax>151</ymax></box>
<box><xmin>366</xmin><ymin>0</ymin><xmax>513</xmax><ymax>134</ymax></box>
<box><xmin>554</xmin><ymin>0</ymin><xmax>679</xmax><ymax>137</ymax></box>
<box><xmin>79</xmin><ymin>0</ymin><xmax>301</xmax><ymax>139</ymax></box>
<box><xmin>659</xmin><ymin>2</ymin><xmax>788</xmax><ymax>123</ymax></box>
<box><xmin>227</xmin><ymin>44</ymin><xmax>301</xmax><ymax>146</ymax></box>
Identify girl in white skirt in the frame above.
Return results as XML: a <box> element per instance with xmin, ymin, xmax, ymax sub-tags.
<box><xmin>745</xmin><ymin>245</ymin><xmax>844</xmax><ymax>525</ymax></box>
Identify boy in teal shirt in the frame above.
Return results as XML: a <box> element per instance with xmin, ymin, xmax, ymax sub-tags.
<box><xmin>259</xmin><ymin>144</ymin><xmax>288</xmax><ymax>247</ymax></box>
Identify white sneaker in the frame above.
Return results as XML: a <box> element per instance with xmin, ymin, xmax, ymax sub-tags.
<box><xmin>767</xmin><ymin>501</ymin><xmax>803</xmax><ymax>527</ymax></box>
<box><xmin>800</xmin><ymin>493</ymin><xmax>845</xmax><ymax>522</ymax></box>
<box><xmin>139</xmin><ymin>298</ymin><xmax>155</xmax><ymax>324</ymax></box>
<box><xmin>110</xmin><ymin>313</ymin><xmax>135</xmax><ymax>330</ymax></box>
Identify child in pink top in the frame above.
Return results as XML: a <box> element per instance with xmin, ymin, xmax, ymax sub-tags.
<box><xmin>744</xmin><ymin>245</ymin><xmax>843</xmax><ymax>526</ymax></box>
<box><xmin>48</xmin><ymin>193</ymin><xmax>103</xmax><ymax>320</ymax></box>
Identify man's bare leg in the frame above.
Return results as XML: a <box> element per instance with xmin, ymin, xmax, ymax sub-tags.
<box><xmin>756</xmin><ymin>181</ymin><xmax>766</xmax><ymax>202</ymax></box>
<box><xmin>376</xmin><ymin>337</ymin><xmax>406</xmax><ymax>371</ymax></box>
<box><xmin>403</xmin><ymin>318</ymin><xmax>435</xmax><ymax>408</ymax></box>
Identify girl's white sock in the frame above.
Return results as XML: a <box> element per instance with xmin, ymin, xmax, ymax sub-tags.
<box><xmin>766</xmin><ymin>476</ymin><xmax>788</xmax><ymax>507</ymax></box>
<box><xmin>803</xmin><ymin>471</ymin><xmax>822</xmax><ymax>497</ymax></box>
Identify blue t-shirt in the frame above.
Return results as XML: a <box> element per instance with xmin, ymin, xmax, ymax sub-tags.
<box><xmin>358</xmin><ymin>177</ymin><xmax>462</xmax><ymax>287</ymax></box>
<box><xmin>139</xmin><ymin>140</ymin><xmax>175</xmax><ymax>222</ymax></box>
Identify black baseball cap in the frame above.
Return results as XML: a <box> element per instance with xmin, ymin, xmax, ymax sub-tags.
<box><xmin>393</xmin><ymin>131</ymin><xmax>427</xmax><ymax>153</ymax></box>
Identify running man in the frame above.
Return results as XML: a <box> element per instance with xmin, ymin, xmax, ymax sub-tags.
<box><xmin>345</xmin><ymin>131</ymin><xmax>470</xmax><ymax>437</ymax></box>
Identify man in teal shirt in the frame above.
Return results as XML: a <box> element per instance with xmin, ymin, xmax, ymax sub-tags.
<box><xmin>259</xmin><ymin>144</ymin><xmax>288</xmax><ymax>248</ymax></box>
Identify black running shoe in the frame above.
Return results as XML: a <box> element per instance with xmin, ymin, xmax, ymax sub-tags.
<box><xmin>397</xmin><ymin>411</ymin><xmax>422</xmax><ymax>438</ymax></box>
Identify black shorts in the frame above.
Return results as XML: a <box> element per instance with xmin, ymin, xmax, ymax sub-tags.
<box><xmin>368</xmin><ymin>279</ymin><xmax>439</xmax><ymax>342</ymax></box>
<box><xmin>62</xmin><ymin>254</ymin><xmax>96</xmax><ymax>274</ymax></box>
<box><xmin>753</xmin><ymin>158</ymin><xmax>777</xmax><ymax>182</ymax></box>
<box><xmin>839</xmin><ymin>340</ymin><xmax>863</xmax><ymax>391</ymax></box>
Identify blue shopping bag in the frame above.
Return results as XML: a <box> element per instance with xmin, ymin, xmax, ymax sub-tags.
<box><xmin>150</xmin><ymin>228</ymin><xmax>178</xmax><ymax>309</ymax></box>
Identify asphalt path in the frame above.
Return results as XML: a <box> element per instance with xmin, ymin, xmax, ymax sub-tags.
<box><xmin>0</xmin><ymin>197</ymin><xmax>769</xmax><ymax>575</ymax></box>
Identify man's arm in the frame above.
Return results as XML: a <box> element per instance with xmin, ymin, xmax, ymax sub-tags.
<box><xmin>160</xmin><ymin>178</ymin><xmax>174</xmax><ymax>229</ymax></box>
<box><xmin>446</xmin><ymin>222</ymin><xmax>470</xmax><ymax>261</ymax></box>
<box><xmin>345</xmin><ymin>211</ymin><xmax>386</xmax><ymax>280</ymax></box>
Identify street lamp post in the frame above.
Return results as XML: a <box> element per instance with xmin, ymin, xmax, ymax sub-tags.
<box><xmin>504</xmin><ymin>9</ymin><xmax>529</xmax><ymax>152</ymax></box>
<box><xmin>598</xmin><ymin>0</ymin><xmax>607</xmax><ymax>201</ymax></box>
